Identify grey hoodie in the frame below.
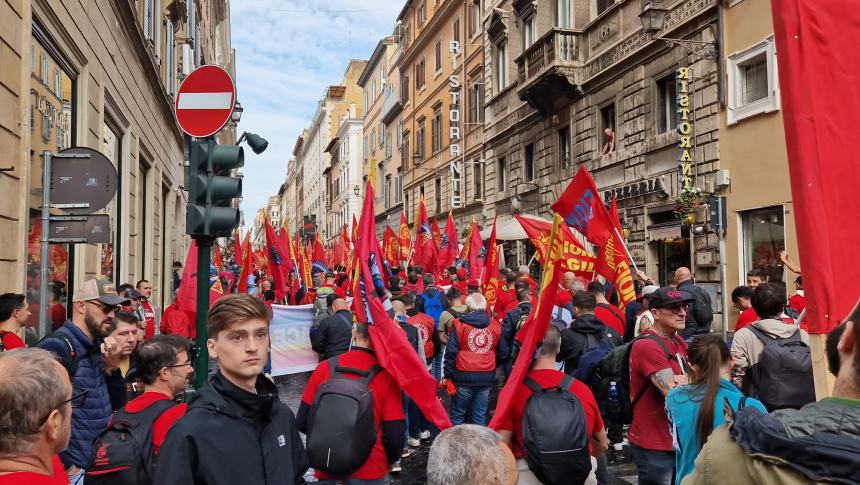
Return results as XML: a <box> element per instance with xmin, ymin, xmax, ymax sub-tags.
<box><xmin>730</xmin><ymin>318</ymin><xmax>809</xmax><ymax>388</ymax></box>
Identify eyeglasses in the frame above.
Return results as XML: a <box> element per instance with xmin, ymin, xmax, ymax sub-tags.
<box><xmin>660</xmin><ymin>305</ymin><xmax>688</xmax><ymax>314</ymax></box>
<box><xmin>87</xmin><ymin>301</ymin><xmax>118</xmax><ymax>314</ymax></box>
<box><xmin>165</xmin><ymin>361</ymin><xmax>193</xmax><ymax>370</ymax></box>
<box><xmin>39</xmin><ymin>387</ymin><xmax>88</xmax><ymax>426</ymax></box>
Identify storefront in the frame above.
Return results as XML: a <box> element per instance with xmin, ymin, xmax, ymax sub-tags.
<box><xmin>646</xmin><ymin>206</ymin><xmax>691</xmax><ymax>286</ymax></box>
<box><xmin>739</xmin><ymin>205</ymin><xmax>786</xmax><ymax>284</ymax></box>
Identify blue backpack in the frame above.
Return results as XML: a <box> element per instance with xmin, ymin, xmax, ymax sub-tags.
<box><xmin>419</xmin><ymin>289</ymin><xmax>446</xmax><ymax>328</ymax></box>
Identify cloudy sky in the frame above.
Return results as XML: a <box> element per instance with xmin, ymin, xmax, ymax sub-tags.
<box><xmin>231</xmin><ymin>1</ymin><xmax>403</xmax><ymax>230</ymax></box>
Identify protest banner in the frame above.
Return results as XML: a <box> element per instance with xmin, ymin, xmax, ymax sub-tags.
<box><xmin>269</xmin><ymin>304</ymin><xmax>319</xmax><ymax>376</ymax></box>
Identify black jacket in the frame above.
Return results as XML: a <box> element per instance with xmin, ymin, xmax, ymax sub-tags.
<box><xmin>559</xmin><ymin>314</ymin><xmax>621</xmax><ymax>374</ymax></box>
<box><xmin>311</xmin><ymin>310</ymin><xmax>353</xmax><ymax>361</ymax></box>
<box><xmin>154</xmin><ymin>372</ymin><xmax>308</xmax><ymax>485</ymax></box>
<box><xmin>677</xmin><ymin>279</ymin><xmax>714</xmax><ymax>338</ymax></box>
<box><xmin>500</xmin><ymin>301</ymin><xmax>532</xmax><ymax>375</ymax></box>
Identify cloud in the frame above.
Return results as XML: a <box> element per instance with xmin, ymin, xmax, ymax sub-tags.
<box><xmin>231</xmin><ymin>0</ymin><xmax>403</xmax><ymax>229</ymax></box>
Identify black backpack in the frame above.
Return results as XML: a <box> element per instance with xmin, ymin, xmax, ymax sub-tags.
<box><xmin>306</xmin><ymin>355</ymin><xmax>383</xmax><ymax>476</ymax></box>
<box><xmin>521</xmin><ymin>375</ymin><xmax>591</xmax><ymax>485</ymax></box>
<box><xmin>748</xmin><ymin>325</ymin><xmax>815</xmax><ymax>410</ymax></box>
<box><xmin>85</xmin><ymin>399</ymin><xmax>177</xmax><ymax>485</ymax></box>
<box><xmin>592</xmin><ymin>334</ymin><xmax>676</xmax><ymax>424</ymax></box>
<box><xmin>39</xmin><ymin>331</ymin><xmax>80</xmax><ymax>378</ymax></box>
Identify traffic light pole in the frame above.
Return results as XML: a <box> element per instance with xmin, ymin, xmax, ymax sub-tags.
<box><xmin>194</xmin><ymin>236</ymin><xmax>212</xmax><ymax>389</ymax></box>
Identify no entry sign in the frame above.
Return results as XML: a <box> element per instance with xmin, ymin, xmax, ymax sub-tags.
<box><xmin>175</xmin><ymin>65</ymin><xmax>236</xmax><ymax>138</ymax></box>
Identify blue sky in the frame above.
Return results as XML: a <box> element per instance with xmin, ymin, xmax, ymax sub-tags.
<box><xmin>230</xmin><ymin>1</ymin><xmax>404</xmax><ymax>230</ymax></box>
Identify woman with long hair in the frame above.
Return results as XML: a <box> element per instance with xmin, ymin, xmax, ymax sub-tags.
<box><xmin>665</xmin><ymin>334</ymin><xmax>767</xmax><ymax>484</ymax></box>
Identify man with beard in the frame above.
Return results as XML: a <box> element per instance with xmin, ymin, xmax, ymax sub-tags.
<box><xmin>136</xmin><ymin>279</ymin><xmax>157</xmax><ymax>339</ymax></box>
<box><xmin>38</xmin><ymin>278</ymin><xmax>129</xmax><ymax>483</ymax></box>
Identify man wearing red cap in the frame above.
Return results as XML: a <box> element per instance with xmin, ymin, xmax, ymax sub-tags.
<box><xmin>452</xmin><ymin>268</ymin><xmax>469</xmax><ymax>296</ymax></box>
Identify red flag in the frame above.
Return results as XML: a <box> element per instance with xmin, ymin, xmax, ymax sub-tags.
<box><xmin>438</xmin><ymin>212</ymin><xmax>459</xmax><ymax>273</ymax></box>
<box><xmin>412</xmin><ymin>198</ymin><xmax>437</xmax><ymax>270</ymax></box>
<box><xmin>771</xmin><ymin>0</ymin><xmax>860</xmax><ymax>333</ymax></box>
<box><xmin>466</xmin><ymin>219</ymin><xmax>485</xmax><ymax>277</ymax></box>
<box><xmin>312</xmin><ymin>234</ymin><xmax>329</xmax><ymax>274</ymax></box>
<box><xmin>430</xmin><ymin>218</ymin><xmax>442</xmax><ymax>249</ymax></box>
<box><xmin>263</xmin><ymin>220</ymin><xmax>288</xmax><ymax>303</ymax></box>
<box><xmin>28</xmin><ymin>222</ymin><xmax>40</xmax><ymax>263</ymax></box>
<box><xmin>481</xmin><ymin>218</ymin><xmax>501</xmax><ymax>308</ymax></box>
<box><xmin>594</xmin><ymin>199</ymin><xmax>636</xmax><ymax>310</ymax></box>
<box><xmin>233</xmin><ymin>231</ymin><xmax>243</xmax><ymax>267</ymax></box>
<box><xmin>352</xmin><ymin>180</ymin><xmax>451</xmax><ymax>431</ymax></box>
<box><xmin>237</xmin><ymin>232</ymin><xmax>252</xmax><ymax>294</ymax></box>
<box><xmin>212</xmin><ymin>244</ymin><xmax>223</xmax><ymax>272</ymax></box>
<box><xmin>382</xmin><ymin>226</ymin><xmax>401</xmax><ymax>270</ymax></box>
<box><xmin>399</xmin><ymin>212</ymin><xmax>411</xmax><ymax>262</ymax></box>
<box><xmin>551</xmin><ymin>165</ymin><xmax>614</xmax><ymax>246</ymax></box>
<box><xmin>490</xmin><ymin>215</ymin><xmax>564</xmax><ymax>429</ymax></box>
<box><xmin>516</xmin><ymin>215</ymin><xmax>596</xmax><ymax>277</ymax></box>
<box><xmin>297</xmin><ymin>234</ymin><xmax>313</xmax><ymax>287</ymax></box>
<box><xmin>175</xmin><ymin>241</ymin><xmax>226</xmax><ymax>313</ymax></box>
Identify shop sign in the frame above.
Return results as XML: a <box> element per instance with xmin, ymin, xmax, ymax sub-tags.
<box><xmin>448</xmin><ymin>40</ymin><xmax>463</xmax><ymax>209</ymax></box>
<box><xmin>677</xmin><ymin>67</ymin><xmax>693</xmax><ymax>189</ymax></box>
<box><xmin>603</xmin><ymin>176</ymin><xmax>668</xmax><ymax>203</ymax></box>
<box><xmin>628</xmin><ymin>242</ymin><xmax>647</xmax><ymax>266</ymax></box>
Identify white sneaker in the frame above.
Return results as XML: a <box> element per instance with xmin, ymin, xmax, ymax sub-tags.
<box><xmin>419</xmin><ymin>430</ymin><xmax>431</xmax><ymax>440</ymax></box>
<box><xmin>613</xmin><ymin>443</ymin><xmax>623</xmax><ymax>451</ymax></box>
<box><xmin>401</xmin><ymin>448</ymin><xmax>412</xmax><ymax>458</ymax></box>
<box><xmin>408</xmin><ymin>437</ymin><xmax>421</xmax><ymax>447</ymax></box>
<box><xmin>391</xmin><ymin>461</ymin><xmax>402</xmax><ymax>473</ymax></box>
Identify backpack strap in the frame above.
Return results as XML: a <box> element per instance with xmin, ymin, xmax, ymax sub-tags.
<box><xmin>360</xmin><ymin>364</ymin><xmax>383</xmax><ymax>385</ymax></box>
<box><xmin>328</xmin><ymin>355</ymin><xmax>341</xmax><ymax>379</ymax></box>
<box><xmin>599</xmin><ymin>303</ymin><xmax>625</xmax><ymax>322</ymax></box>
<box><xmin>44</xmin><ymin>331</ymin><xmax>79</xmax><ymax>378</ymax></box>
<box><xmin>558</xmin><ymin>374</ymin><xmax>575</xmax><ymax>393</ymax></box>
<box><xmin>523</xmin><ymin>376</ymin><xmax>543</xmax><ymax>394</ymax></box>
<box><xmin>747</xmin><ymin>324</ymin><xmax>797</xmax><ymax>346</ymax></box>
<box><xmin>118</xmin><ymin>398</ymin><xmax>178</xmax><ymax>425</ymax></box>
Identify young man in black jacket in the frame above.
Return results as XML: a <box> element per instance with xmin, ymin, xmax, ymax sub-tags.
<box><xmin>154</xmin><ymin>294</ymin><xmax>308</xmax><ymax>485</ymax></box>
<box><xmin>310</xmin><ymin>296</ymin><xmax>353</xmax><ymax>360</ymax></box>
<box><xmin>559</xmin><ymin>292</ymin><xmax>622</xmax><ymax>374</ymax></box>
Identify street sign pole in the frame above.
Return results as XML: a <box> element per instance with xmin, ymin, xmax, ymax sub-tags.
<box><xmin>38</xmin><ymin>151</ymin><xmax>51</xmax><ymax>339</ymax></box>
<box><xmin>194</xmin><ymin>236</ymin><xmax>212</xmax><ymax>389</ymax></box>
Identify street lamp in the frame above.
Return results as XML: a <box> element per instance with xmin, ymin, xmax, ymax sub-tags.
<box><xmin>236</xmin><ymin>132</ymin><xmax>269</xmax><ymax>155</ymax></box>
<box><xmin>231</xmin><ymin>101</ymin><xmax>243</xmax><ymax>124</ymax></box>
<box><xmin>353</xmin><ymin>185</ymin><xmax>360</xmax><ymax>196</ymax></box>
<box><xmin>639</xmin><ymin>1</ymin><xmax>717</xmax><ymax>57</ymax></box>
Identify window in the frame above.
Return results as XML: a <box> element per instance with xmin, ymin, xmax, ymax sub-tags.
<box><xmin>557</xmin><ymin>0</ymin><xmax>571</xmax><ymax>28</ymax></box>
<box><xmin>435</xmin><ymin>40</ymin><xmax>442</xmax><ymax>72</ymax></box>
<box><xmin>370</xmin><ymin>128</ymin><xmax>376</xmax><ymax>153</ymax></box>
<box><xmin>559</xmin><ymin>126</ymin><xmax>571</xmax><ymax>168</ymax></box>
<box><xmin>416</xmin><ymin>119</ymin><xmax>426</xmax><ymax>161</ymax></box>
<box><xmin>379</xmin><ymin>122</ymin><xmax>385</xmax><ymax>147</ymax></box>
<box><xmin>402</xmin><ymin>136</ymin><xmax>410</xmax><ymax>170</ymax></box>
<box><xmin>470</xmin><ymin>0</ymin><xmax>481</xmax><ymax>36</ymax></box>
<box><xmin>599</xmin><ymin>103</ymin><xmax>616</xmax><ymax>154</ymax></box>
<box><xmin>418</xmin><ymin>0</ymin><xmax>426</xmax><ymax>25</ymax></box>
<box><xmin>54</xmin><ymin>70</ymin><xmax>62</xmax><ymax>97</ymax></box>
<box><xmin>40</xmin><ymin>54</ymin><xmax>48</xmax><ymax>84</ymax></box>
<box><xmin>453</xmin><ymin>18</ymin><xmax>460</xmax><ymax>44</ymax></box>
<box><xmin>363</xmin><ymin>136</ymin><xmax>368</xmax><ymax>162</ymax></box>
<box><xmin>385</xmin><ymin>132</ymin><xmax>392</xmax><ymax>158</ymax></box>
<box><xmin>385</xmin><ymin>175</ymin><xmax>392</xmax><ymax>209</ymax></box>
<box><xmin>144</xmin><ymin>0</ymin><xmax>156</xmax><ymax>41</ymax></box>
<box><xmin>524</xmin><ymin>143</ymin><xmax>534</xmax><ymax>181</ymax></box>
<box><xmin>416</xmin><ymin>58</ymin><xmax>426</xmax><ymax>90</ymax></box>
<box><xmin>728</xmin><ymin>36</ymin><xmax>779</xmax><ymax>124</ymax></box>
<box><xmin>741</xmin><ymin>206</ymin><xmax>785</xmax><ymax>284</ymax></box>
<box><xmin>523</xmin><ymin>16</ymin><xmax>535</xmax><ymax>47</ymax></box>
<box><xmin>656</xmin><ymin>74</ymin><xmax>678</xmax><ymax>133</ymax></box>
<box><xmin>468</xmin><ymin>75</ymin><xmax>484</xmax><ymax>123</ymax></box>
<box><xmin>495</xmin><ymin>42</ymin><xmax>508</xmax><ymax>92</ymax></box>
<box><xmin>597</xmin><ymin>0</ymin><xmax>614</xmax><ymax>16</ymax></box>
<box><xmin>474</xmin><ymin>161</ymin><xmax>482</xmax><ymax>200</ymax></box>
<box><xmin>165</xmin><ymin>18</ymin><xmax>176</xmax><ymax>95</ymax></box>
<box><xmin>435</xmin><ymin>177</ymin><xmax>442</xmax><ymax>213</ymax></box>
<box><xmin>396</xmin><ymin>168</ymin><xmax>403</xmax><ymax>203</ymax></box>
<box><xmin>496</xmin><ymin>157</ymin><xmax>507</xmax><ymax>192</ymax></box>
<box><xmin>432</xmin><ymin>107</ymin><xmax>442</xmax><ymax>153</ymax></box>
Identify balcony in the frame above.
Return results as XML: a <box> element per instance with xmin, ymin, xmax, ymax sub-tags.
<box><xmin>381</xmin><ymin>83</ymin><xmax>403</xmax><ymax>125</ymax></box>
<box><xmin>516</xmin><ymin>28</ymin><xmax>581</xmax><ymax>117</ymax></box>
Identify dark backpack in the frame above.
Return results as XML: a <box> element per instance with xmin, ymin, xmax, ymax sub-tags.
<box><xmin>85</xmin><ymin>399</ymin><xmax>177</xmax><ymax>485</ymax></box>
<box><xmin>592</xmin><ymin>334</ymin><xmax>676</xmax><ymax>424</ymax></box>
<box><xmin>39</xmin><ymin>331</ymin><xmax>80</xmax><ymax>378</ymax></box>
<box><xmin>419</xmin><ymin>289</ymin><xmax>446</xmax><ymax>327</ymax></box>
<box><xmin>521</xmin><ymin>375</ymin><xmax>591</xmax><ymax>485</ymax></box>
<box><xmin>572</xmin><ymin>329</ymin><xmax>620</xmax><ymax>384</ymax></box>
<box><xmin>306</xmin><ymin>355</ymin><xmax>382</xmax><ymax>476</ymax></box>
<box><xmin>748</xmin><ymin>326</ymin><xmax>815</xmax><ymax>410</ymax></box>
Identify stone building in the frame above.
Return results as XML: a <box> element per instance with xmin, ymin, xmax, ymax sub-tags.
<box><xmin>1</xmin><ymin>0</ymin><xmax>235</xmax><ymax>314</ymax></box>
<box><xmin>323</xmin><ymin>107</ymin><xmax>363</xmax><ymax>245</ymax></box>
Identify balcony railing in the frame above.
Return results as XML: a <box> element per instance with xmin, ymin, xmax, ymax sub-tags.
<box><xmin>516</xmin><ymin>28</ymin><xmax>579</xmax><ymax>87</ymax></box>
<box><xmin>381</xmin><ymin>83</ymin><xmax>403</xmax><ymax>124</ymax></box>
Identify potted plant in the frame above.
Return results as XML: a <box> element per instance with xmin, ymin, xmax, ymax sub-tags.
<box><xmin>675</xmin><ymin>187</ymin><xmax>705</xmax><ymax>224</ymax></box>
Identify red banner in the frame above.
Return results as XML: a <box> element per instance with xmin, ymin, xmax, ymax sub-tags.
<box><xmin>237</xmin><ymin>232</ymin><xmax>252</xmax><ymax>294</ymax></box>
<box><xmin>263</xmin><ymin>220</ymin><xmax>288</xmax><ymax>303</ymax></box>
<box><xmin>771</xmin><ymin>0</ymin><xmax>860</xmax><ymax>332</ymax></box>
<box><xmin>382</xmin><ymin>225</ymin><xmax>401</xmax><ymax>270</ymax></box>
<box><xmin>515</xmin><ymin>215</ymin><xmax>596</xmax><ymax>277</ymax></box>
<box><xmin>482</xmin><ymin>218</ymin><xmax>501</xmax><ymax>308</ymax></box>
<box><xmin>439</xmin><ymin>212</ymin><xmax>459</xmax><ymax>273</ymax></box>
<box><xmin>399</xmin><ymin>212</ymin><xmax>411</xmax><ymax>262</ymax></box>
<box><xmin>595</xmin><ymin>199</ymin><xmax>635</xmax><ymax>310</ymax></box>
<box><xmin>175</xmin><ymin>240</ymin><xmax>225</xmax><ymax>313</ymax></box>
<box><xmin>412</xmin><ymin>198</ymin><xmax>437</xmax><ymax>270</ymax></box>
<box><xmin>551</xmin><ymin>165</ymin><xmax>613</xmax><ymax>247</ymax></box>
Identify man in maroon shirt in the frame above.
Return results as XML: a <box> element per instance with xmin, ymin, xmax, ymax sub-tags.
<box><xmin>136</xmin><ymin>280</ymin><xmax>157</xmax><ymax>340</ymax></box>
<box><xmin>297</xmin><ymin>322</ymin><xmax>406</xmax><ymax>482</ymax></box>
<box><xmin>628</xmin><ymin>287</ymin><xmax>693</xmax><ymax>485</ymax></box>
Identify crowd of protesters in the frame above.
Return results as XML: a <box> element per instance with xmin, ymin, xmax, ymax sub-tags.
<box><xmin>1</xmin><ymin>250</ymin><xmax>859</xmax><ymax>485</ymax></box>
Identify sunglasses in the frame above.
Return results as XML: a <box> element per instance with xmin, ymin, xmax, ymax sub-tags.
<box><xmin>87</xmin><ymin>301</ymin><xmax>119</xmax><ymax>314</ymax></box>
<box><xmin>39</xmin><ymin>387</ymin><xmax>88</xmax><ymax>426</ymax></box>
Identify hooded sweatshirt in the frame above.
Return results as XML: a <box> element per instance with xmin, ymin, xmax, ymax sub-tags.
<box><xmin>730</xmin><ymin>318</ymin><xmax>810</xmax><ymax>389</ymax></box>
<box><xmin>559</xmin><ymin>314</ymin><xmax>622</xmax><ymax>374</ymax></box>
<box><xmin>443</xmin><ymin>310</ymin><xmax>505</xmax><ymax>387</ymax></box>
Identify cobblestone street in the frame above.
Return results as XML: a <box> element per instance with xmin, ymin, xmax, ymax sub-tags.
<box><xmin>275</xmin><ymin>374</ymin><xmax>638</xmax><ymax>484</ymax></box>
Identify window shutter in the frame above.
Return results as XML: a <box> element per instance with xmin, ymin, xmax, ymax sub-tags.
<box><xmin>145</xmin><ymin>0</ymin><xmax>155</xmax><ymax>41</ymax></box>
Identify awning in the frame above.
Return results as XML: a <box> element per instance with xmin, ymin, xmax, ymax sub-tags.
<box><xmin>479</xmin><ymin>213</ymin><xmax>551</xmax><ymax>240</ymax></box>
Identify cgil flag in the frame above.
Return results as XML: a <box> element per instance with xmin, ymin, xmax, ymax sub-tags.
<box><xmin>515</xmin><ymin>215</ymin><xmax>596</xmax><ymax>277</ymax></box>
<box><xmin>399</xmin><ymin>212</ymin><xmax>411</xmax><ymax>263</ymax></box>
<box><xmin>412</xmin><ymin>197</ymin><xmax>438</xmax><ymax>271</ymax></box>
<box><xmin>438</xmin><ymin>211</ymin><xmax>459</xmax><ymax>273</ymax></box>
<box><xmin>481</xmin><ymin>217</ymin><xmax>501</xmax><ymax>309</ymax></box>
<box><xmin>382</xmin><ymin>225</ymin><xmax>401</xmax><ymax>270</ymax></box>
<box><xmin>551</xmin><ymin>165</ymin><xmax>614</xmax><ymax>247</ymax></box>
<box><xmin>595</xmin><ymin>198</ymin><xmax>636</xmax><ymax>310</ymax></box>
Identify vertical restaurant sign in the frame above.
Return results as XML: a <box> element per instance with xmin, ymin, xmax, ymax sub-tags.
<box><xmin>449</xmin><ymin>40</ymin><xmax>463</xmax><ymax>209</ymax></box>
<box><xmin>677</xmin><ymin>67</ymin><xmax>693</xmax><ymax>189</ymax></box>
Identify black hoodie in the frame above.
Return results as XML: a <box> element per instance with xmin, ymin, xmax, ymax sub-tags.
<box><xmin>559</xmin><ymin>314</ymin><xmax>621</xmax><ymax>374</ymax></box>
<box><xmin>154</xmin><ymin>372</ymin><xmax>308</xmax><ymax>485</ymax></box>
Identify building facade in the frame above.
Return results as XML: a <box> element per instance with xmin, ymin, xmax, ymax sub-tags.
<box><xmin>324</xmin><ymin>112</ymin><xmax>363</xmax><ymax>244</ymax></box>
<box><xmin>397</xmin><ymin>0</ymin><xmax>486</xmax><ymax>243</ymax></box>
<box><xmin>1</xmin><ymin>0</ymin><xmax>234</xmax><ymax>313</ymax></box>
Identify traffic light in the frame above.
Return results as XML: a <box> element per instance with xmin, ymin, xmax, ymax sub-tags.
<box><xmin>186</xmin><ymin>138</ymin><xmax>244</xmax><ymax>237</ymax></box>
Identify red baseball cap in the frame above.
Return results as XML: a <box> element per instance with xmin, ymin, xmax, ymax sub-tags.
<box><xmin>456</xmin><ymin>268</ymin><xmax>468</xmax><ymax>279</ymax></box>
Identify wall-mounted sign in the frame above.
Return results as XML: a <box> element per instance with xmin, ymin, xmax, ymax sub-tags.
<box><xmin>449</xmin><ymin>40</ymin><xmax>463</xmax><ymax>209</ymax></box>
<box><xmin>677</xmin><ymin>67</ymin><xmax>693</xmax><ymax>189</ymax></box>
<box><xmin>627</xmin><ymin>241</ymin><xmax>647</xmax><ymax>267</ymax></box>
<box><xmin>603</xmin><ymin>176</ymin><xmax>668</xmax><ymax>203</ymax></box>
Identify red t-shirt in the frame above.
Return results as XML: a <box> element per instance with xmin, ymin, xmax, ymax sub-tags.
<box><xmin>788</xmin><ymin>293</ymin><xmax>806</xmax><ymax>313</ymax></box>
<box><xmin>595</xmin><ymin>304</ymin><xmax>625</xmax><ymax>337</ymax></box>
<box><xmin>496</xmin><ymin>368</ymin><xmax>604</xmax><ymax>458</ymax></box>
<box><xmin>735</xmin><ymin>307</ymin><xmax>758</xmax><ymax>332</ymax></box>
<box><xmin>141</xmin><ymin>300</ymin><xmax>157</xmax><ymax>339</ymax></box>
<box><xmin>628</xmin><ymin>330</ymin><xmax>688</xmax><ymax>451</ymax></box>
<box><xmin>123</xmin><ymin>392</ymin><xmax>187</xmax><ymax>455</ymax></box>
<box><xmin>301</xmin><ymin>348</ymin><xmax>404</xmax><ymax>480</ymax></box>
<box><xmin>0</xmin><ymin>455</ymin><xmax>67</xmax><ymax>484</ymax></box>
<box><xmin>438</xmin><ymin>278</ymin><xmax>452</xmax><ymax>286</ymax></box>
<box><xmin>0</xmin><ymin>331</ymin><xmax>25</xmax><ymax>351</ymax></box>
<box><xmin>553</xmin><ymin>288</ymin><xmax>573</xmax><ymax>309</ymax></box>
